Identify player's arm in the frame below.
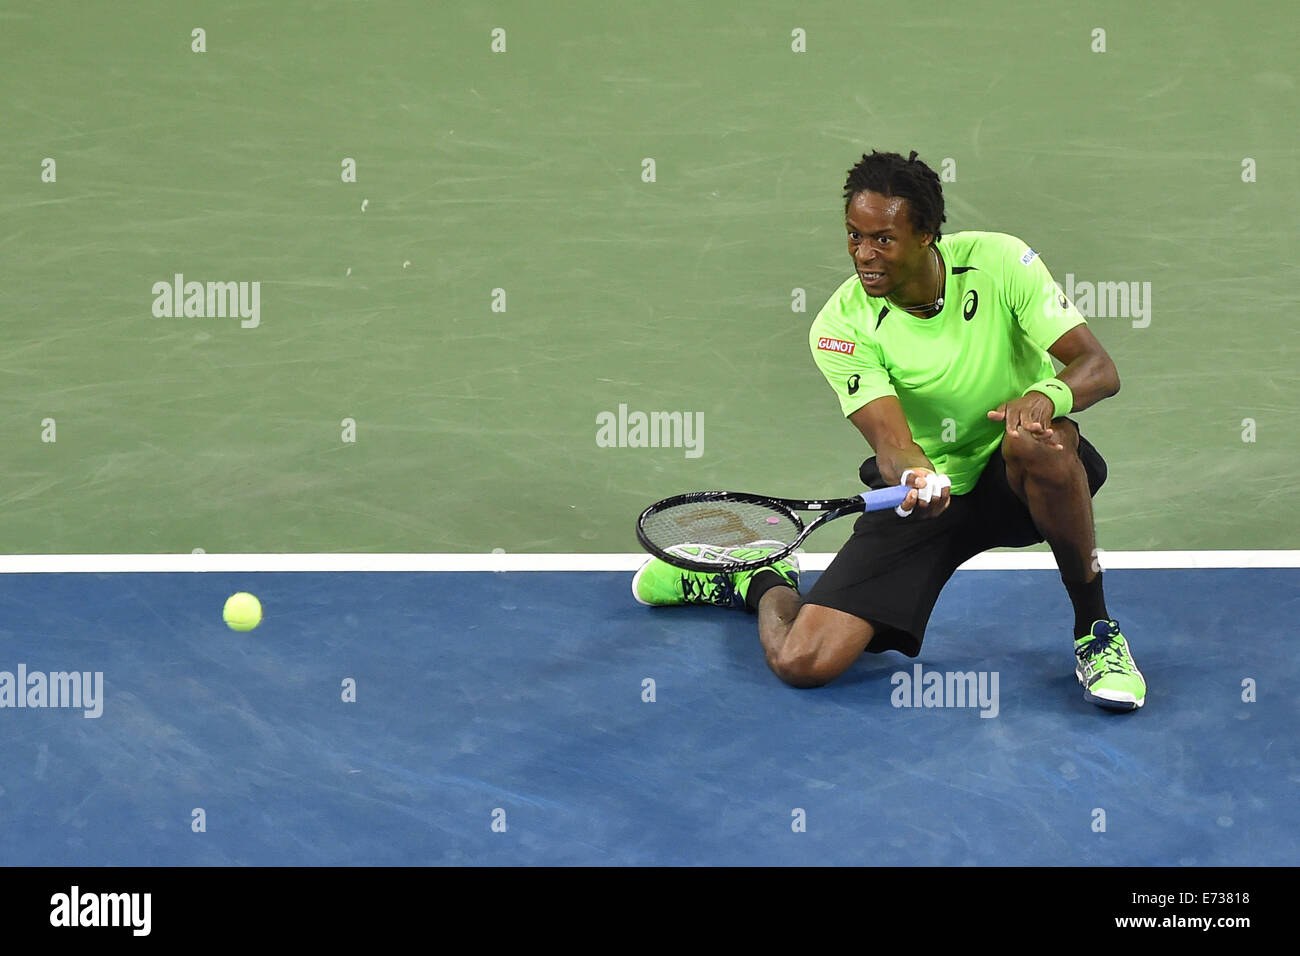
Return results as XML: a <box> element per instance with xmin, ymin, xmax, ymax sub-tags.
<box><xmin>849</xmin><ymin>397</ymin><xmax>950</xmax><ymax>516</ymax></box>
<box><xmin>987</xmin><ymin>325</ymin><xmax>1123</xmax><ymax>447</ymax></box>
<box><xmin>989</xmin><ymin>237</ymin><xmax>1121</xmax><ymax>447</ymax></box>
<box><xmin>849</xmin><ymin>396</ymin><xmax>931</xmax><ymax>485</ymax></box>
<box><xmin>809</xmin><ymin>316</ymin><xmax>948</xmax><ymax>514</ymax></box>
<box><xmin>989</xmin><ymin>322</ymin><xmax>1121</xmax><ymax>448</ymax></box>
<box><xmin>1046</xmin><ymin>324</ymin><xmax>1120</xmax><ymax>413</ymax></box>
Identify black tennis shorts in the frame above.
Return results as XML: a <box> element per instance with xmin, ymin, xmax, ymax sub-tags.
<box><xmin>802</xmin><ymin>420</ymin><xmax>1107</xmax><ymax>657</ymax></box>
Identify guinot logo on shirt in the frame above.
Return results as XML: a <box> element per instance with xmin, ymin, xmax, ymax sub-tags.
<box><xmin>817</xmin><ymin>337</ymin><xmax>856</xmax><ymax>355</ymax></box>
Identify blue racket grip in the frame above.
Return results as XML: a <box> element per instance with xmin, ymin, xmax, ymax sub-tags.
<box><xmin>860</xmin><ymin>485</ymin><xmax>913</xmax><ymax>512</ymax></box>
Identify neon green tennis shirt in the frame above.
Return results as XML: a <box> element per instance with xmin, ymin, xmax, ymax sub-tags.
<box><xmin>809</xmin><ymin>231</ymin><xmax>1086</xmax><ymax>494</ymax></box>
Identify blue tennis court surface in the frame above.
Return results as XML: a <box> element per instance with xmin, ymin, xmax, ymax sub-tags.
<box><xmin>0</xmin><ymin>569</ymin><xmax>1295</xmax><ymax>866</ymax></box>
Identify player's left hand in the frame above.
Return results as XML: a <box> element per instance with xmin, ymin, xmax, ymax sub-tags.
<box><xmin>987</xmin><ymin>395</ymin><xmax>1064</xmax><ymax>451</ymax></box>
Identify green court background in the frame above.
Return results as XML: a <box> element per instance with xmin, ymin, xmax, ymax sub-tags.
<box><xmin>2</xmin><ymin>0</ymin><xmax>1295</xmax><ymax>554</ymax></box>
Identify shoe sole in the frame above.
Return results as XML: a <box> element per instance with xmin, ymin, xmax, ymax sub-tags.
<box><xmin>1076</xmin><ymin>667</ymin><xmax>1145</xmax><ymax>710</ymax></box>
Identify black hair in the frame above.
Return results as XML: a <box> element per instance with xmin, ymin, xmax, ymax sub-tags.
<box><xmin>842</xmin><ymin>150</ymin><xmax>946</xmax><ymax>240</ymax></box>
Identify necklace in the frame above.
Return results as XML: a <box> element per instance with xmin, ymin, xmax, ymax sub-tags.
<box><xmin>891</xmin><ymin>246</ymin><xmax>945</xmax><ymax>315</ymax></box>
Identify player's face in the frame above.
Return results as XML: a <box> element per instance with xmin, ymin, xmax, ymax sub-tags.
<box><xmin>846</xmin><ymin>191</ymin><xmax>932</xmax><ymax>297</ymax></box>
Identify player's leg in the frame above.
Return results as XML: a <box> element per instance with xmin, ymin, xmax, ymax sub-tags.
<box><xmin>999</xmin><ymin>419</ymin><xmax>1095</xmax><ymax>587</ymax></box>
<box><xmin>632</xmin><ymin>542</ymin><xmax>865</xmax><ymax>686</ymax></box>
<box><xmin>997</xmin><ymin>420</ymin><xmax>1145</xmax><ymax>709</ymax></box>
<box><xmin>636</xmin><ymin>550</ymin><xmax>897</xmax><ymax>687</ymax></box>
<box><xmin>775</xmin><ymin>472</ymin><xmax>972</xmax><ymax>687</ymax></box>
<box><xmin>754</xmin><ymin>589</ymin><xmax>874</xmax><ymax>688</ymax></box>
<box><xmin>633</xmin><ymin>459</ymin><xmax>971</xmax><ymax>690</ymax></box>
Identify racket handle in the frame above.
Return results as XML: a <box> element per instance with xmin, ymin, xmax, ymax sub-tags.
<box><xmin>860</xmin><ymin>485</ymin><xmax>913</xmax><ymax>512</ymax></box>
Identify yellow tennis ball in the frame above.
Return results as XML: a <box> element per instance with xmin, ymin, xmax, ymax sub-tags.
<box><xmin>223</xmin><ymin>592</ymin><xmax>262</xmax><ymax>631</ymax></box>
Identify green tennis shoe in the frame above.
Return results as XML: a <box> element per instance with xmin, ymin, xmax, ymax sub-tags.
<box><xmin>1074</xmin><ymin>620</ymin><xmax>1146</xmax><ymax>711</ymax></box>
<box><xmin>632</xmin><ymin>541</ymin><xmax>800</xmax><ymax>610</ymax></box>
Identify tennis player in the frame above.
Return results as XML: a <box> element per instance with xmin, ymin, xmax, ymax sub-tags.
<box><xmin>634</xmin><ymin>149</ymin><xmax>1145</xmax><ymax>711</ymax></box>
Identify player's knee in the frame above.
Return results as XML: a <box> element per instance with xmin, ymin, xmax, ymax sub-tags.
<box><xmin>1002</xmin><ymin>429</ymin><xmax>1077</xmax><ymax>484</ymax></box>
<box><xmin>768</xmin><ymin>645</ymin><xmax>844</xmax><ymax>689</ymax></box>
<box><xmin>1000</xmin><ymin>429</ymin><xmax>1037</xmax><ymax>466</ymax></box>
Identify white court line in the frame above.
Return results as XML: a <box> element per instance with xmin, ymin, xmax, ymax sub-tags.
<box><xmin>0</xmin><ymin>552</ymin><xmax>1295</xmax><ymax>573</ymax></box>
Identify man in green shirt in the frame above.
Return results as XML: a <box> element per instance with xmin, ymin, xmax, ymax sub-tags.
<box><xmin>634</xmin><ymin>150</ymin><xmax>1145</xmax><ymax>711</ymax></box>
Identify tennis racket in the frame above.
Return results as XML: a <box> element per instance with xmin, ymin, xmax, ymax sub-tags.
<box><xmin>635</xmin><ymin>486</ymin><xmax>913</xmax><ymax>573</ymax></box>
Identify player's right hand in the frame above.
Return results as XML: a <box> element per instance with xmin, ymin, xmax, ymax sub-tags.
<box><xmin>898</xmin><ymin>468</ymin><xmax>952</xmax><ymax>519</ymax></box>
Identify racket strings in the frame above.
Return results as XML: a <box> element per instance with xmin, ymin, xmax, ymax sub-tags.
<box><xmin>640</xmin><ymin>500</ymin><xmax>802</xmax><ymax>552</ymax></box>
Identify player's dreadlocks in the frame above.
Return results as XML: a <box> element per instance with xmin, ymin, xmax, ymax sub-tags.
<box><xmin>843</xmin><ymin>150</ymin><xmax>946</xmax><ymax>240</ymax></box>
